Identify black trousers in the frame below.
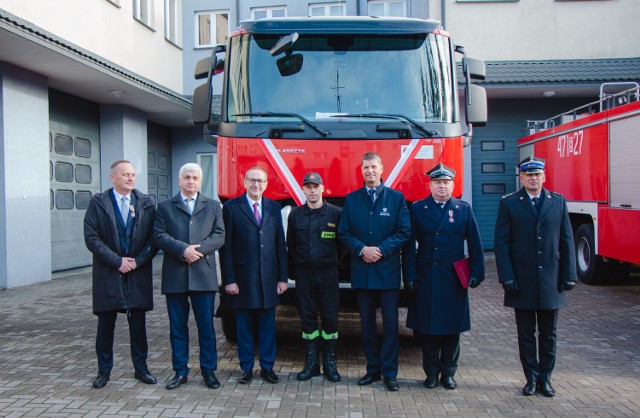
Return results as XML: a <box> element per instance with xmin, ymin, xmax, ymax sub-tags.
<box><xmin>295</xmin><ymin>268</ymin><xmax>339</xmax><ymax>338</ymax></box>
<box><xmin>515</xmin><ymin>308</ymin><xmax>559</xmax><ymax>384</ymax></box>
<box><xmin>417</xmin><ymin>332</ymin><xmax>460</xmax><ymax>378</ymax></box>
<box><xmin>96</xmin><ymin>309</ymin><xmax>148</xmax><ymax>373</ymax></box>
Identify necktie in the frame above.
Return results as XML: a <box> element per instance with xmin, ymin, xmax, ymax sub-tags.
<box><xmin>532</xmin><ymin>197</ymin><xmax>540</xmax><ymax>213</ymax></box>
<box><xmin>369</xmin><ymin>189</ymin><xmax>376</xmax><ymax>205</ymax></box>
<box><xmin>439</xmin><ymin>202</ymin><xmax>445</xmax><ymax>211</ymax></box>
<box><xmin>253</xmin><ymin>202</ymin><xmax>262</xmax><ymax>225</ymax></box>
<box><xmin>184</xmin><ymin>198</ymin><xmax>193</xmax><ymax>215</ymax></box>
<box><xmin>120</xmin><ymin>196</ymin><xmax>129</xmax><ymax>225</ymax></box>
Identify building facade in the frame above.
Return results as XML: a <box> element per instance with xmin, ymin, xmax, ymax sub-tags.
<box><xmin>0</xmin><ymin>0</ymin><xmax>638</xmax><ymax>288</ymax></box>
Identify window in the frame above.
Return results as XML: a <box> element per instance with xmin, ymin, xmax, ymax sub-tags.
<box><xmin>196</xmin><ymin>11</ymin><xmax>229</xmax><ymax>48</ymax></box>
<box><xmin>197</xmin><ymin>153</ymin><xmax>218</xmax><ymax>200</ymax></box>
<box><xmin>309</xmin><ymin>3</ymin><xmax>346</xmax><ymax>16</ymax></box>
<box><xmin>457</xmin><ymin>0</ymin><xmax>517</xmax><ymax>3</ymax></box>
<box><xmin>54</xmin><ymin>134</ymin><xmax>73</xmax><ymax>155</ymax></box>
<box><xmin>55</xmin><ymin>190</ymin><xmax>75</xmax><ymax>210</ymax></box>
<box><xmin>74</xmin><ymin>138</ymin><xmax>91</xmax><ymax>158</ymax></box>
<box><xmin>482</xmin><ymin>184</ymin><xmax>506</xmax><ymax>194</ymax></box>
<box><xmin>165</xmin><ymin>0</ymin><xmax>182</xmax><ymax>46</ymax></box>
<box><xmin>251</xmin><ymin>6</ymin><xmax>287</xmax><ymax>20</ymax></box>
<box><xmin>481</xmin><ymin>163</ymin><xmax>505</xmax><ymax>173</ymax></box>
<box><xmin>481</xmin><ymin>141</ymin><xmax>504</xmax><ymax>151</ymax></box>
<box><xmin>133</xmin><ymin>0</ymin><xmax>154</xmax><ymax>28</ymax></box>
<box><xmin>368</xmin><ymin>0</ymin><xmax>406</xmax><ymax>17</ymax></box>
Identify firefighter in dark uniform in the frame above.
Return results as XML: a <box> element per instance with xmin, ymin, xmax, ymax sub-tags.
<box><xmin>402</xmin><ymin>163</ymin><xmax>485</xmax><ymax>390</ymax></box>
<box><xmin>287</xmin><ymin>172</ymin><xmax>343</xmax><ymax>382</ymax></box>
<box><xmin>494</xmin><ymin>156</ymin><xmax>577</xmax><ymax>397</ymax></box>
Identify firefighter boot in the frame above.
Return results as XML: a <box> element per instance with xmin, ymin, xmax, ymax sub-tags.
<box><xmin>297</xmin><ymin>339</ymin><xmax>320</xmax><ymax>381</ymax></box>
<box><xmin>322</xmin><ymin>339</ymin><xmax>341</xmax><ymax>382</ymax></box>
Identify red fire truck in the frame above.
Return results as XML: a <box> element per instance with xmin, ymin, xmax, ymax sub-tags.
<box><xmin>518</xmin><ymin>84</ymin><xmax>640</xmax><ymax>284</ymax></box>
<box><xmin>192</xmin><ymin>17</ymin><xmax>487</xmax><ymax>340</ymax></box>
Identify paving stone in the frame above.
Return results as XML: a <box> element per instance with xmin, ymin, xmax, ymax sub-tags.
<box><xmin>0</xmin><ymin>254</ymin><xmax>639</xmax><ymax>417</ymax></box>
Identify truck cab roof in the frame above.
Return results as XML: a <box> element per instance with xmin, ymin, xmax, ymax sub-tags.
<box><xmin>240</xmin><ymin>16</ymin><xmax>442</xmax><ymax>35</ymax></box>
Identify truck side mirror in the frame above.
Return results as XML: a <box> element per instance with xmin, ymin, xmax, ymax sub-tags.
<box><xmin>192</xmin><ymin>45</ymin><xmax>226</xmax><ymax>125</ymax></box>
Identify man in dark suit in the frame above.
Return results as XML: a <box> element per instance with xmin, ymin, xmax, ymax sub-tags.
<box><xmin>84</xmin><ymin>160</ymin><xmax>158</xmax><ymax>389</ymax></box>
<box><xmin>403</xmin><ymin>163</ymin><xmax>485</xmax><ymax>390</ymax></box>
<box><xmin>494</xmin><ymin>156</ymin><xmax>577</xmax><ymax>397</ymax></box>
<box><xmin>219</xmin><ymin>167</ymin><xmax>288</xmax><ymax>385</ymax></box>
<box><xmin>154</xmin><ymin>163</ymin><xmax>225</xmax><ymax>390</ymax></box>
<box><xmin>338</xmin><ymin>152</ymin><xmax>411</xmax><ymax>391</ymax></box>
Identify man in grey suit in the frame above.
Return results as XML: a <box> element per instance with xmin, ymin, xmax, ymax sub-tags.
<box><xmin>154</xmin><ymin>163</ymin><xmax>225</xmax><ymax>390</ymax></box>
<box><xmin>494</xmin><ymin>156</ymin><xmax>577</xmax><ymax>398</ymax></box>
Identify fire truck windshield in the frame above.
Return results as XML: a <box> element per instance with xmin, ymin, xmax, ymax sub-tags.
<box><xmin>225</xmin><ymin>32</ymin><xmax>455</xmax><ymax>126</ymax></box>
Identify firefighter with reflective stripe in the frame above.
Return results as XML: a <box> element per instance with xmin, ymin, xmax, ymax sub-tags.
<box><xmin>287</xmin><ymin>172</ymin><xmax>342</xmax><ymax>382</ymax></box>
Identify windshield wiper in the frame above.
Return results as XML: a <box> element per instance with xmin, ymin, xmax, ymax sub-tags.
<box><xmin>331</xmin><ymin>113</ymin><xmax>438</xmax><ymax>138</ymax></box>
<box><xmin>233</xmin><ymin>112</ymin><xmax>329</xmax><ymax>137</ymax></box>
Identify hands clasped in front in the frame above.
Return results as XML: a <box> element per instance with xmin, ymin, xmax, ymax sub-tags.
<box><xmin>224</xmin><ymin>282</ymin><xmax>288</xmax><ymax>296</ymax></box>
<box><xmin>118</xmin><ymin>257</ymin><xmax>137</xmax><ymax>273</ymax></box>
<box><xmin>361</xmin><ymin>246</ymin><xmax>382</xmax><ymax>263</ymax></box>
<box><xmin>183</xmin><ymin>244</ymin><xmax>203</xmax><ymax>264</ymax></box>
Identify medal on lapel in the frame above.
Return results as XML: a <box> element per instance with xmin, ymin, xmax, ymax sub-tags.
<box><xmin>448</xmin><ymin>209</ymin><xmax>454</xmax><ymax>223</ymax></box>
<box><xmin>130</xmin><ymin>205</ymin><xmax>136</xmax><ymax>218</ymax></box>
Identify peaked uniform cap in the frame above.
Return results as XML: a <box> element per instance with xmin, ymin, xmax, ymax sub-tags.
<box><xmin>426</xmin><ymin>163</ymin><xmax>456</xmax><ymax>180</ymax></box>
<box><xmin>518</xmin><ymin>156</ymin><xmax>545</xmax><ymax>173</ymax></box>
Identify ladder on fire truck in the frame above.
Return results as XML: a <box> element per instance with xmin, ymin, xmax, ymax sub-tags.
<box><xmin>526</xmin><ymin>82</ymin><xmax>640</xmax><ymax>135</ymax></box>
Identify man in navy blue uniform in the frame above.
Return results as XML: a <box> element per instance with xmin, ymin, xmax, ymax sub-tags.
<box><xmin>338</xmin><ymin>152</ymin><xmax>411</xmax><ymax>391</ymax></box>
<box><xmin>494</xmin><ymin>156</ymin><xmax>577</xmax><ymax>397</ymax></box>
<box><xmin>220</xmin><ymin>167</ymin><xmax>288</xmax><ymax>385</ymax></box>
<box><xmin>403</xmin><ymin>163</ymin><xmax>484</xmax><ymax>390</ymax></box>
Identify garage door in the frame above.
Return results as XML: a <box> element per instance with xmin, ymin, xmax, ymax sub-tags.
<box><xmin>49</xmin><ymin>90</ymin><xmax>100</xmax><ymax>271</ymax></box>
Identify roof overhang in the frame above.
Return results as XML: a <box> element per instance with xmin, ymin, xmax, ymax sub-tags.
<box><xmin>0</xmin><ymin>10</ymin><xmax>193</xmax><ymax>128</ymax></box>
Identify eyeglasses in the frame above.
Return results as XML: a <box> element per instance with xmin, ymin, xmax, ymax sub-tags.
<box><xmin>246</xmin><ymin>178</ymin><xmax>267</xmax><ymax>185</ymax></box>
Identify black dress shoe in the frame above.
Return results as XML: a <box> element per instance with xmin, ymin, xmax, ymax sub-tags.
<box><xmin>134</xmin><ymin>370</ymin><xmax>157</xmax><ymax>385</ymax></box>
<box><xmin>202</xmin><ymin>371</ymin><xmax>220</xmax><ymax>389</ymax></box>
<box><xmin>384</xmin><ymin>377</ymin><xmax>399</xmax><ymax>391</ymax></box>
<box><xmin>357</xmin><ymin>372</ymin><xmax>381</xmax><ymax>386</ymax></box>
<box><xmin>423</xmin><ymin>375</ymin><xmax>438</xmax><ymax>389</ymax></box>
<box><xmin>165</xmin><ymin>374</ymin><xmax>188</xmax><ymax>390</ymax></box>
<box><xmin>92</xmin><ymin>372</ymin><xmax>110</xmax><ymax>389</ymax></box>
<box><xmin>537</xmin><ymin>381</ymin><xmax>555</xmax><ymax>397</ymax></box>
<box><xmin>440</xmin><ymin>376</ymin><xmax>457</xmax><ymax>390</ymax></box>
<box><xmin>522</xmin><ymin>381</ymin><xmax>536</xmax><ymax>396</ymax></box>
<box><xmin>260</xmin><ymin>368</ymin><xmax>279</xmax><ymax>384</ymax></box>
<box><xmin>238</xmin><ymin>369</ymin><xmax>253</xmax><ymax>384</ymax></box>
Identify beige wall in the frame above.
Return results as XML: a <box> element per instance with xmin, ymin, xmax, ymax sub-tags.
<box><xmin>433</xmin><ymin>0</ymin><xmax>640</xmax><ymax>61</ymax></box>
<box><xmin>1</xmin><ymin>0</ymin><xmax>183</xmax><ymax>93</ymax></box>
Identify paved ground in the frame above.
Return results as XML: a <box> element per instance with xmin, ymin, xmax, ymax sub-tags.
<box><xmin>1</xmin><ymin>254</ymin><xmax>639</xmax><ymax>417</ymax></box>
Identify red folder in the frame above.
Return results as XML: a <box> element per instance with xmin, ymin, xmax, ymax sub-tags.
<box><xmin>453</xmin><ymin>257</ymin><xmax>471</xmax><ymax>289</ymax></box>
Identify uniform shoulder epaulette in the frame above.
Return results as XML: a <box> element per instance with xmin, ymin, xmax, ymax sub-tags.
<box><xmin>549</xmin><ymin>190</ymin><xmax>565</xmax><ymax>198</ymax></box>
<box><xmin>501</xmin><ymin>191</ymin><xmax>518</xmax><ymax>199</ymax></box>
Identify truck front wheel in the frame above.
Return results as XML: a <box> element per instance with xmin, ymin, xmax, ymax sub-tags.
<box><xmin>575</xmin><ymin>223</ymin><xmax>604</xmax><ymax>284</ymax></box>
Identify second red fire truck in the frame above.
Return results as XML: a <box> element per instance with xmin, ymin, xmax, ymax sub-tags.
<box><xmin>518</xmin><ymin>84</ymin><xmax>640</xmax><ymax>284</ymax></box>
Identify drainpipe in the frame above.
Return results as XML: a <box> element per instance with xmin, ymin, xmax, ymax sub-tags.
<box><xmin>441</xmin><ymin>0</ymin><xmax>447</xmax><ymax>29</ymax></box>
